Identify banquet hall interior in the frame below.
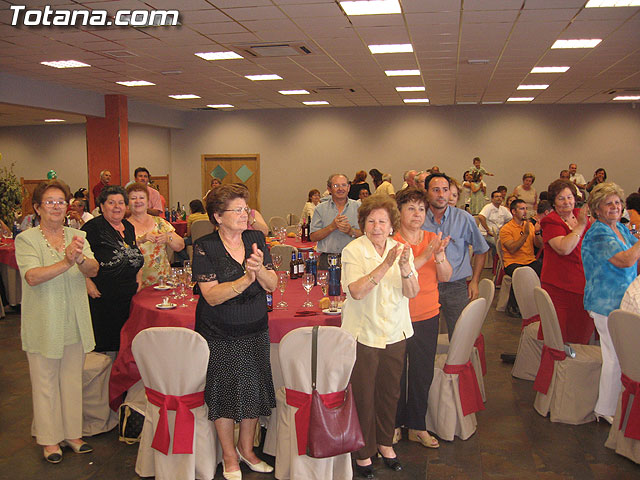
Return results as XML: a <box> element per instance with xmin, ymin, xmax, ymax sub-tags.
<box><xmin>1</xmin><ymin>0</ymin><xmax>640</xmax><ymax>478</ymax></box>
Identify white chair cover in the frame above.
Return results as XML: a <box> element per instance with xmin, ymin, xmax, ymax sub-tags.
<box><xmin>269</xmin><ymin>216</ymin><xmax>288</xmax><ymax>233</ymax></box>
<box><xmin>532</xmin><ymin>288</ymin><xmax>602</xmax><ymax>425</ymax></box>
<box><xmin>82</xmin><ymin>352</ymin><xmax>118</xmax><ymax>436</ymax></box>
<box><xmin>270</xmin><ymin>244</ymin><xmax>298</xmax><ymax>270</ymax></box>
<box><xmin>275</xmin><ymin>326</ymin><xmax>355</xmax><ymax>480</ymax></box>
<box><xmin>605</xmin><ymin>309</ymin><xmax>640</xmax><ymax>464</ymax></box>
<box><xmin>285</xmin><ymin>225</ymin><xmax>299</xmax><ymax>235</ymax></box>
<box><xmin>511</xmin><ymin>267</ymin><xmax>543</xmax><ymax>381</ymax></box>
<box><xmin>426</xmin><ymin>298</ymin><xmax>486</xmax><ymax>441</ymax></box>
<box><xmin>190</xmin><ymin>220</ymin><xmax>214</xmax><ymax>242</ymax></box>
<box><xmin>287</xmin><ymin>213</ymin><xmax>300</xmax><ymax>226</ymax></box>
<box><xmin>494</xmin><ymin>235</ymin><xmax>511</xmax><ymax>312</ymax></box>
<box><xmin>262</xmin><ymin>343</ymin><xmax>284</xmax><ymax>456</ymax></box>
<box><xmin>132</xmin><ymin>327</ymin><xmax>220</xmax><ymax>480</ymax></box>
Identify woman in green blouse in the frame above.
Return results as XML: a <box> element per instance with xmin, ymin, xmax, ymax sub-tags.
<box><xmin>15</xmin><ymin>180</ymin><xmax>99</xmax><ymax>464</ymax></box>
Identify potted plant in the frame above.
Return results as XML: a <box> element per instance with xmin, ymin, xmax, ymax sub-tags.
<box><xmin>0</xmin><ymin>162</ymin><xmax>23</xmax><ymax>228</ymax></box>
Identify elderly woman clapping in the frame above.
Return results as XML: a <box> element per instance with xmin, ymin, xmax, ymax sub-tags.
<box><xmin>582</xmin><ymin>182</ymin><xmax>640</xmax><ymax>423</ymax></box>
<box><xmin>341</xmin><ymin>195</ymin><xmax>419</xmax><ymax>478</ymax></box>
<box><xmin>16</xmin><ymin>180</ymin><xmax>99</xmax><ymax>463</ymax></box>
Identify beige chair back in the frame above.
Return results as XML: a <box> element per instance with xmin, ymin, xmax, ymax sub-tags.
<box><xmin>533</xmin><ymin>287</ymin><xmax>564</xmax><ymax>350</ymax></box>
<box><xmin>270</xmin><ymin>244</ymin><xmax>298</xmax><ymax>269</ymax></box>
<box><xmin>478</xmin><ymin>278</ymin><xmax>495</xmax><ymax>319</ymax></box>
<box><xmin>513</xmin><ymin>266</ymin><xmax>541</xmax><ymax>320</ymax></box>
<box><xmin>191</xmin><ymin>220</ymin><xmax>215</xmax><ymax>242</ymax></box>
<box><xmin>446</xmin><ymin>298</ymin><xmax>487</xmax><ymax>366</ymax></box>
<box><xmin>608</xmin><ymin>309</ymin><xmax>640</xmax><ymax>380</ymax></box>
<box><xmin>287</xmin><ymin>213</ymin><xmax>299</xmax><ymax>226</ymax></box>
<box><xmin>285</xmin><ymin>225</ymin><xmax>298</xmax><ymax>235</ymax></box>
<box><xmin>269</xmin><ymin>216</ymin><xmax>287</xmax><ymax>232</ymax></box>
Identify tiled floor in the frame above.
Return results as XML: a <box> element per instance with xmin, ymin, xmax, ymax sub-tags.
<box><xmin>1</xmin><ymin>293</ymin><xmax>638</xmax><ymax>479</ymax></box>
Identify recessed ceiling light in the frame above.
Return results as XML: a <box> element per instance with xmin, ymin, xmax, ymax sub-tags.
<box><xmin>195</xmin><ymin>51</ymin><xmax>243</xmax><ymax>60</ymax></box>
<box><xmin>368</xmin><ymin>44</ymin><xmax>413</xmax><ymax>54</ymax></box>
<box><xmin>279</xmin><ymin>90</ymin><xmax>310</xmax><ymax>95</ymax></box>
<box><xmin>517</xmin><ymin>84</ymin><xmax>549</xmax><ymax>90</ymax></box>
<box><xmin>41</xmin><ymin>60</ymin><xmax>90</xmax><ymax>69</ymax></box>
<box><xmin>457</xmin><ymin>102</ymin><xmax>477</xmax><ymax>105</ymax></box>
<box><xmin>207</xmin><ymin>104</ymin><xmax>234</xmax><ymax>109</ymax></box>
<box><xmin>303</xmin><ymin>101</ymin><xmax>329</xmax><ymax>106</ymax></box>
<box><xmin>403</xmin><ymin>98</ymin><xmax>429</xmax><ymax>103</ymax></box>
<box><xmin>507</xmin><ymin>97</ymin><xmax>534</xmax><ymax>102</ymax></box>
<box><xmin>168</xmin><ymin>94</ymin><xmax>201</xmax><ymax>99</ymax></box>
<box><xmin>585</xmin><ymin>0</ymin><xmax>640</xmax><ymax>7</ymax></box>
<box><xmin>613</xmin><ymin>95</ymin><xmax>640</xmax><ymax>101</ymax></box>
<box><xmin>396</xmin><ymin>86</ymin><xmax>425</xmax><ymax>92</ymax></box>
<box><xmin>482</xmin><ymin>101</ymin><xmax>504</xmax><ymax>104</ymax></box>
<box><xmin>530</xmin><ymin>66</ymin><xmax>570</xmax><ymax>73</ymax></box>
<box><xmin>340</xmin><ymin>0</ymin><xmax>401</xmax><ymax>16</ymax></box>
<box><xmin>385</xmin><ymin>69</ymin><xmax>420</xmax><ymax>76</ymax></box>
<box><xmin>116</xmin><ymin>80</ymin><xmax>155</xmax><ymax>87</ymax></box>
<box><xmin>245</xmin><ymin>74</ymin><xmax>283</xmax><ymax>81</ymax></box>
<box><xmin>44</xmin><ymin>118</ymin><xmax>65</xmax><ymax>122</ymax></box>
<box><xmin>467</xmin><ymin>59</ymin><xmax>490</xmax><ymax>65</ymax></box>
<box><xmin>551</xmin><ymin>39</ymin><xmax>602</xmax><ymax>49</ymax></box>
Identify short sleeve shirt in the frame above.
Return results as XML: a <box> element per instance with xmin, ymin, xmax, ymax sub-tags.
<box><xmin>373</xmin><ymin>181</ymin><xmax>395</xmax><ymax>197</ymax></box>
<box><xmin>478</xmin><ymin>203</ymin><xmax>512</xmax><ymax>235</ymax></box>
<box><xmin>500</xmin><ymin>220</ymin><xmax>537</xmax><ymax>267</ymax></box>
<box><xmin>310</xmin><ymin>198</ymin><xmax>360</xmax><ymax>254</ymax></box>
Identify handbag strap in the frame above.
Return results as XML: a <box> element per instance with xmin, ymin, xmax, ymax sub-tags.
<box><xmin>311</xmin><ymin>325</ymin><xmax>319</xmax><ymax>391</ymax></box>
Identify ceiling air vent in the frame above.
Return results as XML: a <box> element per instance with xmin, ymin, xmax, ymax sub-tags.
<box><xmin>310</xmin><ymin>87</ymin><xmax>355</xmax><ymax>94</ymax></box>
<box><xmin>234</xmin><ymin>42</ymin><xmax>312</xmax><ymax>57</ymax></box>
<box><xmin>103</xmin><ymin>50</ymin><xmax>138</xmax><ymax>58</ymax></box>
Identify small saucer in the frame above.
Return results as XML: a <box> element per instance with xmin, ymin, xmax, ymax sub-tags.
<box><xmin>153</xmin><ymin>285</ymin><xmax>172</xmax><ymax>291</ymax></box>
<box><xmin>156</xmin><ymin>303</ymin><xmax>177</xmax><ymax>309</ymax></box>
<box><xmin>322</xmin><ymin>308</ymin><xmax>341</xmax><ymax>316</ymax></box>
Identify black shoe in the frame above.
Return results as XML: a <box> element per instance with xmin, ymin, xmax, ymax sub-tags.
<box><xmin>355</xmin><ymin>462</ymin><xmax>375</xmax><ymax>479</ymax></box>
<box><xmin>505</xmin><ymin>303</ymin><xmax>521</xmax><ymax>318</ymax></box>
<box><xmin>378</xmin><ymin>451</ymin><xmax>402</xmax><ymax>471</ymax></box>
<box><xmin>500</xmin><ymin>353</ymin><xmax>516</xmax><ymax>364</ymax></box>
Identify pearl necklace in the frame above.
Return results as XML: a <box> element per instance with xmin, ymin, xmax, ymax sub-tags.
<box><xmin>38</xmin><ymin>225</ymin><xmax>65</xmax><ymax>258</ymax></box>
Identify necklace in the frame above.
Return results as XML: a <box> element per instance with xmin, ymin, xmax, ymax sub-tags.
<box><xmin>219</xmin><ymin>233</ymin><xmax>246</xmax><ymax>272</ymax></box>
<box><xmin>38</xmin><ymin>225</ymin><xmax>65</xmax><ymax>257</ymax></box>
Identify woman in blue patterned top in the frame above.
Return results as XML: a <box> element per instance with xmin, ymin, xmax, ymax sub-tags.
<box><xmin>582</xmin><ymin>182</ymin><xmax>640</xmax><ymax>423</ymax></box>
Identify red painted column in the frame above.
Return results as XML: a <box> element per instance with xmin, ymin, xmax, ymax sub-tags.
<box><xmin>86</xmin><ymin>95</ymin><xmax>129</xmax><ymax>207</ymax></box>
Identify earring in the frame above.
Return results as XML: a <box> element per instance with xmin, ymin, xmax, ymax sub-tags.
<box><xmin>390</xmin><ymin>228</ymin><xmax>393</xmax><ymax>235</ymax></box>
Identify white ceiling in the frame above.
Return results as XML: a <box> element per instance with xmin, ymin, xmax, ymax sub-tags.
<box><xmin>1</xmin><ymin>0</ymin><xmax>639</xmax><ymax>125</ymax></box>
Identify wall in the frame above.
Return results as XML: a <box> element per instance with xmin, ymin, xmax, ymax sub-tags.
<box><xmin>169</xmin><ymin>103</ymin><xmax>640</xmax><ymax>221</ymax></box>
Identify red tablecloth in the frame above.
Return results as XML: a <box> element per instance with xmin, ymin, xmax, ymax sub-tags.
<box><xmin>0</xmin><ymin>239</ymin><xmax>18</xmax><ymax>270</ymax></box>
<box><xmin>171</xmin><ymin>220</ymin><xmax>187</xmax><ymax>237</ymax></box>
<box><xmin>109</xmin><ymin>280</ymin><xmax>340</xmax><ymax>411</ymax></box>
<box><xmin>283</xmin><ymin>237</ymin><xmax>317</xmax><ymax>251</ymax></box>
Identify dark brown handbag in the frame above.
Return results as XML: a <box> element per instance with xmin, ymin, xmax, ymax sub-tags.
<box><xmin>306</xmin><ymin>325</ymin><xmax>365</xmax><ymax>458</ymax></box>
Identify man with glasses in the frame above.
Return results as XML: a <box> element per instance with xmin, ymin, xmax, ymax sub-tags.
<box><xmin>310</xmin><ymin>173</ymin><xmax>362</xmax><ymax>269</ymax></box>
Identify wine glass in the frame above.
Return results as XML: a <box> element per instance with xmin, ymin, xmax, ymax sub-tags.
<box><xmin>272</xmin><ymin>254</ymin><xmax>282</xmax><ymax>271</ymax></box>
<box><xmin>183</xmin><ymin>260</ymin><xmax>191</xmax><ymax>270</ymax></box>
<box><xmin>184</xmin><ymin>265</ymin><xmax>198</xmax><ymax>302</ymax></box>
<box><xmin>301</xmin><ymin>273</ymin><xmax>315</xmax><ymax>308</ymax></box>
<box><xmin>276</xmin><ymin>271</ymin><xmax>288</xmax><ymax>309</ymax></box>
<box><xmin>316</xmin><ymin>271</ymin><xmax>328</xmax><ymax>297</ymax></box>
<box><xmin>169</xmin><ymin>267</ymin><xmax>180</xmax><ymax>301</ymax></box>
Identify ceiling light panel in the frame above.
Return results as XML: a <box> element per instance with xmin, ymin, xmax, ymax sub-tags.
<box><xmin>368</xmin><ymin>44</ymin><xmax>413</xmax><ymax>54</ymax></box>
<box><xmin>44</xmin><ymin>119</ymin><xmax>65</xmax><ymax>122</ymax></box>
<box><xmin>585</xmin><ymin>1</ymin><xmax>640</xmax><ymax>7</ymax></box>
<box><xmin>195</xmin><ymin>51</ymin><xmax>243</xmax><ymax>60</ymax></box>
<box><xmin>41</xmin><ymin>60</ymin><xmax>90</xmax><ymax>69</ymax></box>
<box><xmin>507</xmin><ymin>97</ymin><xmax>534</xmax><ymax>102</ymax></box>
<box><xmin>403</xmin><ymin>98</ymin><xmax>429</xmax><ymax>103</ymax></box>
<box><xmin>116</xmin><ymin>81</ymin><xmax>155</xmax><ymax>87</ymax></box>
<box><xmin>517</xmin><ymin>84</ymin><xmax>549</xmax><ymax>90</ymax></box>
<box><xmin>385</xmin><ymin>70</ymin><xmax>420</xmax><ymax>76</ymax></box>
<box><xmin>530</xmin><ymin>66</ymin><xmax>570</xmax><ymax>73</ymax></box>
<box><xmin>168</xmin><ymin>94</ymin><xmax>201</xmax><ymax>99</ymax></box>
<box><xmin>207</xmin><ymin>104</ymin><xmax>234</xmax><ymax>108</ymax></box>
<box><xmin>396</xmin><ymin>86</ymin><xmax>425</xmax><ymax>92</ymax></box>
<box><xmin>551</xmin><ymin>39</ymin><xmax>602</xmax><ymax>49</ymax></box>
<box><xmin>279</xmin><ymin>90</ymin><xmax>310</xmax><ymax>95</ymax></box>
<box><xmin>245</xmin><ymin>74</ymin><xmax>283</xmax><ymax>81</ymax></box>
<box><xmin>303</xmin><ymin>101</ymin><xmax>330</xmax><ymax>105</ymax></box>
<box><xmin>613</xmin><ymin>95</ymin><xmax>640</xmax><ymax>100</ymax></box>
<box><xmin>340</xmin><ymin>0</ymin><xmax>401</xmax><ymax>16</ymax></box>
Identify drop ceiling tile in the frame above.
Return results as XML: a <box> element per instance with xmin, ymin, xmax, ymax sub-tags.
<box><xmin>221</xmin><ymin>6</ymin><xmax>286</xmax><ymax>21</ymax></box>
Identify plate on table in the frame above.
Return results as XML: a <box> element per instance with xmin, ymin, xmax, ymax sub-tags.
<box><xmin>322</xmin><ymin>308</ymin><xmax>341</xmax><ymax>316</ymax></box>
<box><xmin>153</xmin><ymin>285</ymin><xmax>172</xmax><ymax>291</ymax></box>
<box><xmin>156</xmin><ymin>303</ymin><xmax>177</xmax><ymax>309</ymax></box>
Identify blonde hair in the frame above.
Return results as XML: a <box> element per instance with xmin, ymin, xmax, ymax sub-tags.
<box><xmin>587</xmin><ymin>182</ymin><xmax>625</xmax><ymax>220</ymax></box>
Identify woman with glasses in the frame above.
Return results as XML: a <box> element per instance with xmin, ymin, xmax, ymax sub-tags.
<box><xmin>82</xmin><ymin>186</ymin><xmax>143</xmax><ymax>356</ymax></box>
<box><xmin>15</xmin><ymin>180</ymin><xmax>99</xmax><ymax>463</ymax></box>
<box><xmin>193</xmin><ymin>184</ymin><xmax>277</xmax><ymax>479</ymax></box>
<box><xmin>126</xmin><ymin>183</ymin><xmax>184</xmax><ymax>288</ymax></box>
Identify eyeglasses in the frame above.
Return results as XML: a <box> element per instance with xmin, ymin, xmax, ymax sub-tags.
<box><xmin>332</xmin><ymin>184</ymin><xmax>349</xmax><ymax>189</ymax></box>
<box><xmin>42</xmin><ymin>200</ymin><xmax>68</xmax><ymax>208</ymax></box>
<box><xmin>224</xmin><ymin>207</ymin><xmax>251</xmax><ymax>214</ymax></box>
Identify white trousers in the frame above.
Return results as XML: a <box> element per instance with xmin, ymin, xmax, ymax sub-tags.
<box><xmin>27</xmin><ymin>343</ymin><xmax>85</xmax><ymax>445</ymax></box>
<box><xmin>590</xmin><ymin>312</ymin><xmax>621</xmax><ymax>417</ymax></box>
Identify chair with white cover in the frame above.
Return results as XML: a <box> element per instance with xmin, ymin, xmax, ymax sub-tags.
<box><xmin>532</xmin><ymin>288</ymin><xmax>602</xmax><ymax>424</ymax></box>
<box><xmin>426</xmin><ymin>298</ymin><xmax>486</xmax><ymax>441</ymax></box>
<box><xmin>494</xmin><ymin>234</ymin><xmax>512</xmax><ymax>312</ymax></box>
<box><xmin>511</xmin><ymin>267</ymin><xmax>544</xmax><ymax>381</ymax></box>
<box><xmin>190</xmin><ymin>220</ymin><xmax>215</xmax><ymax>242</ymax></box>
<box><xmin>132</xmin><ymin>327</ymin><xmax>220</xmax><ymax>480</ymax></box>
<box><xmin>82</xmin><ymin>352</ymin><xmax>118</xmax><ymax>436</ymax></box>
<box><xmin>269</xmin><ymin>216</ymin><xmax>288</xmax><ymax>233</ymax></box>
<box><xmin>270</xmin><ymin>244</ymin><xmax>298</xmax><ymax>270</ymax></box>
<box><xmin>287</xmin><ymin>213</ymin><xmax>299</xmax><ymax>226</ymax></box>
<box><xmin>275</xmin><ymin>326</ymin><xmax>355</xmax><ymax>480</ymax></box>
<box><xmin>605</xmin><ymin>309</ymin><xmax>640</xmax><ymax>464</ymax></box>
<box><xmin>285</xmin><ymin>225</ymin><xmax>299</xmax><ymax>236</ymax></box>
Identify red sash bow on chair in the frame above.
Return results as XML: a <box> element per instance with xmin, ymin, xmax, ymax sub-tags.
<box><xmin>285</xmin><ymin>388</ymin><xmax>346</xmax><ymax>455</ymax></box>
<box><xmin>443</xmin><ymin>361</ymin><xmax>485</xmax><ymax>416</ymax></box>
<box><xmin>474</xmin><ymin>334</ymin><xmax>487</xmax><ymax>376</ymax></box>
<box><xmin>533</xmin><ymin>345</ymin><xmax>566</xmax><ymax>395</ymax></box>
<box><xmin>144</xmin><ymin>387</ymin><xmax>205</xmax><ymax>455</ymax></box>
<box><xmin>522</xmin><ymin>314</ymin><xmax>540</xmax><ymax>330</ymax></box>
<box><xmin>619</xmin><ymin>373</ymin><xmax>640</xmax><ymax>440</ymax></box>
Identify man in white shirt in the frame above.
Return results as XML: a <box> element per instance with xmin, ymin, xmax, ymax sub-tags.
<box><xmin>620</xmin><ymin>275</ymin><xmax>640</xmax><ymax>314</ymax></box>
<box><xmin>400</xmin><ymin>170</ymin><xmax>417</xmax><ymax>190</ymax></box>
<box><xmin>67</xmin><ymin>198</ymin><xmax>94</xmax><ymax>229</ymax></box>
<box><xmin>568</xmin><ymin>163</ymin><xmax>587</xmax><ymax>203</ymax></box>
<box><xmin>477</xmin><ymin>191</ymin><xmax>512</xmax><ymax>251</ymax></box>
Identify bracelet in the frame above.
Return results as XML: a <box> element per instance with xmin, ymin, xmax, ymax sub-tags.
<box><xmin>402</xmin><ymin>271</ymin><xmax>414</xmax><ymax>279</ymax></box>
<box><xmin>568</xmin><ymin>231</ymin><xmax>581</xmax><ymax>239</ymax></box>
<box><xmin>231</xmin><ymin>282</ymin><xmax>243</xmax><ymax>295</ymax></box>
<box><xmin>78</xmin><ymin>255</ymin><xmax>86</xmax><ymax>265</ymax></box>
<box><xmin>434</xmin><ymin>256</ymin><xmax>446</xmax><ymax>264</ymax></box>
<box><xmin>368</xmin><ymin>274</ymin><xmax>378</xmax><ymax>285</ymax></box>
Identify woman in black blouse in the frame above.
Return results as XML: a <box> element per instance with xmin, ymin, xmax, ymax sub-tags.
<box><xmin>192</xmin><ymin>184</ymin><xmax>277</xmax><ymax>480</ymax></box>
<box><xmin>82</xmin><ymin>186</ymin><xmax>143</xmax><ymax>354</ymax></box>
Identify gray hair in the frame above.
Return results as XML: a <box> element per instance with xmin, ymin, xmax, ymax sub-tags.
<box><xmin>326</xmin><ymin>173</ymin><xmax>349</xmax><ymax>188</ymax></box>
<box><xmin>588</xmin><ymin>182</ymin><xmax>625</xmax><ymax>220</ymax></box>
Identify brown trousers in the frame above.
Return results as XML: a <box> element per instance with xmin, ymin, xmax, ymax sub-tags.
<box><xmin>350</xmin><ymin>340</ymin><xmax>406</xmax><ymax>460</ymax></box>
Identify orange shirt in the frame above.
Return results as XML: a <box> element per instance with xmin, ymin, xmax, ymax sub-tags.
<box><xmin>393</xmin><ymin>231</ymin><xmax>440</xmax><ymax>322</ymax></box>
<box><xmin>500</xmin><ymin>219</ymin><xmax>536</xmax><ymax>267</ymax></box>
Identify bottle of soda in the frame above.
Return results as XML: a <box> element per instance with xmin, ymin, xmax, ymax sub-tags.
<box><xmin>328</xmin><ymin>254</ymin><xmax>341</xmax><ymax>297</ymax></box>
<box><xmin>289</xmin><ymin>252</ymin><xmax>298</xmax><ymax>279</ymax></box>
<box><xmin>307</xmin><ymin>251</ymin><xmax>317</xmax><ymax>284</ymax></box>
<box><xmin>296</xmin><ymin>252</ymin><xmax>304</xmax><ymax>277</ymax></box>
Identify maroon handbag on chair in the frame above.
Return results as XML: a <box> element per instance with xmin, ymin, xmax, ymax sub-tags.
<box><xmin>306</xmin><ymin>326</ymin><xmax>365</xmax><ymax>458</ymax></box>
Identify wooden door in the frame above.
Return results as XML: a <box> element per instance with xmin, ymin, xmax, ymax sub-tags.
<box><xmin>20</xmin><ymin>178</ymin><xmax>47</xmax><ymax>216</ymax></box>
<box><xmin>201</xmin><ymin>155</ymin><xmax>260</xmax><ymax>210</ymax></box>
<box><xmin>150</xmin><ymin>174</ymin><xmax>170</xmax><ymax>207</ymax></box>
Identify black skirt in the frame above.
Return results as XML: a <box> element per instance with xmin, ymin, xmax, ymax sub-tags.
<box><xmin>204</xmin><ymin>330</ymin><xmax>276</xmax><ymax>422</ymax></box>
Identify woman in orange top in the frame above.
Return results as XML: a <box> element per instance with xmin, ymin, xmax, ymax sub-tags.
<box><xmin>393</xmin><ymin>188</ymin><xmax>451</xmax><ymax>449</ymax></box>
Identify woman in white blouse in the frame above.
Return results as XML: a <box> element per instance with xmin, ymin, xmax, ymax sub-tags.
<box><xmin>341</xmin><ymin>195</ymin><xmax>419</xmax><ymax>479</ymax></box>
<box><xmin>299</xmin><ymin>189</ymin><xmax>320</xmax><ymax>224</ymax></box>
